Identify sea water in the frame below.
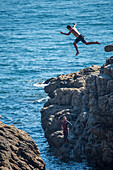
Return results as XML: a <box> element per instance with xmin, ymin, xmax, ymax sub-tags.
<box><xmin>0</xmin><ymin>0</ymin><xmax>113</xmax><ymax>169</ymax></box>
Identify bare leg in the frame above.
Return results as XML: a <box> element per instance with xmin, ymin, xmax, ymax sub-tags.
<box><xmin>73</xmin><ymin>42</ymin><xmax>79</xmax><ymax>55</ymax></box>
<box><xmin>85</xmin><ymin>41</ymin><xmax>101</xmax><ymax>45</ymax></box>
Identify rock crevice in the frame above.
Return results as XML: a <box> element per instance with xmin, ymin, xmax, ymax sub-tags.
<box><xmin>0</xmin><ymin>122</ymin><xmax>45</xmax><ymax>170</ymax></box>
<box><xmin>41</xmin><ymin>56</ymin><xmax>113</xmax><ymax>170</ymax></box>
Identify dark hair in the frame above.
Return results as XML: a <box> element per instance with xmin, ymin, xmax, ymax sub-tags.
<box><xmin>67</xmin><ymin>25</ymin><xmax>71</xmax><ymax>29</ymax></box>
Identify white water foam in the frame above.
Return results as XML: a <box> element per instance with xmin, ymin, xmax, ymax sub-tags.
<box><xmin>32</xmin><ymin>97</ymin><xmax>49</xmax><ymax>104</ymax></box>
<box><xmin>33</xmin><ymin>82</ymin><xmax>48</xmax><ymax>88</ymax></box>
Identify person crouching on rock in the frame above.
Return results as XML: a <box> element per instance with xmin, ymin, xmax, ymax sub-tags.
<box><xmin>61</xmin><ymin>116</ymin><xmax>72</xmax><ymax>144</ymax></box>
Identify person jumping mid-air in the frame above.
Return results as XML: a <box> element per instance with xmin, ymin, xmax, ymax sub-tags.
<box><xmin>60</xmin><ymin>23</ymin><xmax>101</xmax><ymax>56</ymax></box>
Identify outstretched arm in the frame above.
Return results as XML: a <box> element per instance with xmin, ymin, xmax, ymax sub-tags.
<box><xmin>73</xmin><ymin>23</ymin><xmax>77</xmax><ymax>28</ymax></box>
<box><xmin>60</xmin><ymin>31</ymin><xmax>71</xmax><ymax>36</ymax></box>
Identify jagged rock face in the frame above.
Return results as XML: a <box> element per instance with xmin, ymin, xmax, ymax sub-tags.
<box><xmin>0</xmin><ymin>122</ymin><xmax>45</xmax><ymax>170</ymax></box>
<box><xmin>41</xmin><ymin>57</ymin><xmax>113</xmax><ymax>170</ymax></box>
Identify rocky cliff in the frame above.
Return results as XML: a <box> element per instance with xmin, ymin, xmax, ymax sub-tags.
<box><xmin>41</xmin><ymin>56</ymin><xmax>113</xmax><ymax>170</ymax></box>
<box><xmin>0</xmin><ymin>122</ymin><xmax>45</xmax><ymax>170</ymax></box>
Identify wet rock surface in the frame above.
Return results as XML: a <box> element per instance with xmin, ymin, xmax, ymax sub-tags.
<box><xmin>0</xmin><ymin>122</ymin><xmax>45</xmax><ymax>170</ymax></box>
<box><xmin>41</xmin><ymin>56</ymin><xmax>113</xmax><ymax>170</ymax></box>
<box><xmin>104</xmin><ymin>44</ymin><xmax>113</xmax><ymax>52</ymax></box>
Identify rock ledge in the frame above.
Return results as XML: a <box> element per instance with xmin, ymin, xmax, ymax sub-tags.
<box><xmin>41</xmin><ymin>56</ymin><xmax>113</xmax><ymax>170</ymax></box>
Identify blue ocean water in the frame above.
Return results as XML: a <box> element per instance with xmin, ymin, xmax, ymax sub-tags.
<box><xmin>0</xmin><ymin>0</ymin><xmax>113</xmax><ymax>169</ymax></box>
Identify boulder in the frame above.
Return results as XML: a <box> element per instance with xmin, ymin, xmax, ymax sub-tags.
<box><xmin>0</xmin><ymin>122</ymin><xmax>45</xmax><ymax>170</ymax></box>
<box><xmin>104</xmin><ymin>44</ymin><xmax>113</xmax><ymax>52</ymax></box>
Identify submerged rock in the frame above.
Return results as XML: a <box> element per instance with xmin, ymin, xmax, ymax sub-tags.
<box><xmin>0</xmin><ymin>122</ymin><xmax>45</xmax><ymax>170</ymax></box>
<box><xmin>41</xmin><ymin>56</ymin><xmax>113</xmax><ymax>169</ymax></box>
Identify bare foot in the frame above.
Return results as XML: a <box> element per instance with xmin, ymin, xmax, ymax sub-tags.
<box><xmin>76</xmin><ymin>52</ymin><xmax>79</xmax><ymax>56</ymax></box>
<box><xmin>96</xmin><ymin>41</ymin><xmax>101</xmax><ymax>44</ymax></box>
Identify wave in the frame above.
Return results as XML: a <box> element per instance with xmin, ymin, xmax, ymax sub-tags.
<box><xmin>32</xmin><ymin>97</ymin><xmax>49</xmax><ymax>104</ymax></box>
<box><xmin>33</xmin><ymin>82</ymin><xmax>48</xmax><ymax>88</ymax></box>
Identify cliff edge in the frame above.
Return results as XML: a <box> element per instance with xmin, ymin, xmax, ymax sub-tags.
<box><xmin>0</xmin><ymin>122</ymin><xmax>45</xmax><ymax>170</ymax></box>
<box><xmin>41</xmin><ymin>56</ymin><xmax>113</xmax><ymax>170</ymax></box>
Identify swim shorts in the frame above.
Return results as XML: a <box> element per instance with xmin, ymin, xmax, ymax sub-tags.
<box><xmin>74</xmin><ymin>34</ymin><xmax>86</xmax><ymax>44</ymax></box>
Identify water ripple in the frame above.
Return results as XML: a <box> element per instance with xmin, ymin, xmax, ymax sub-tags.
<box><xmin>0</xmin><ymin>0</ymin><xmax>112</xmax><ymax>169</ymax></box>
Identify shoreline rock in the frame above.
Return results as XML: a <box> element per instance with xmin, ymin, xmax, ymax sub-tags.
<box><xmin>41</xmin><ymin>56</ymin><xmax>113</xmax><ymax>169</ymax></box>
<box><xmin>0</xmin><ymin>122</ymin><xmax>45</xmax><ymax>170</ymax></box>
<box><xmin>104</xmin><ymin>44</ymin><xmax>113</xmax><ymax>52</ymax></box>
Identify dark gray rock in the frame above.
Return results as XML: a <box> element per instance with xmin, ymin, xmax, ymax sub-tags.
<box><xmin>0</xmin><ymin>122</ymin><xmax>45</xmax><ymax>170</ymax></box>
<box><xmin>41</xmin><ymin>57</ymin><xmax>113</xmax><ymax>170</ymax></box>
<box><xmin>104</xmin><ymin>44</ymin><xmax>113</xmax><ymax>52</ymax></box>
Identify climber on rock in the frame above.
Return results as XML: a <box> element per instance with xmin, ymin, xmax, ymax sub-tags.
<box><xmin>61</xmin><ymin>116</ymin><xmax>72</xmax><ymax>144</ymax></box>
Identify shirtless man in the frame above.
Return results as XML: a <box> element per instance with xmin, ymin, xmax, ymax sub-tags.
<box><xmin>60</xmin><ymin>23</ymin><xmax>101</xmax><ymax>55</ymax></box>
